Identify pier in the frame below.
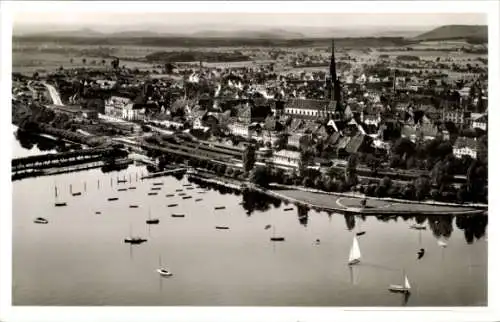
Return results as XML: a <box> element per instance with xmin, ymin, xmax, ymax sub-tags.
<box><xmin>12</xmin><ymin>147</ymin><xmax>128</xmax><ymax>174</ymax></box>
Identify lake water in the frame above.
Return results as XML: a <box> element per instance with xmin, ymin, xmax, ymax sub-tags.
<box><xmin>12</xmin><ymin>134</ymin><xmax>487</xmax><ymax>306</ymax></box>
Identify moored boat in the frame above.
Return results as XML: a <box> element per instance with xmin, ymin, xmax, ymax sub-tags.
<box><xmin>34</xmin><ymin>217</ymin><xmax>48</xmax><ymax>224</ymax></box>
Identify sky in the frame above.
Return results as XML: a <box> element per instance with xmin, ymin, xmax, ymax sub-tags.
<box><xmin>13</xmin><ymin>12</ymin><xmax>487</xmax><ymax>32</ymax></box>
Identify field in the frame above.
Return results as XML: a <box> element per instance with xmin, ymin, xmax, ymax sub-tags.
<box><xmin>11</xmin><ymin>38</ymin><xmax>488</xmax><ymax>77</ymax></box>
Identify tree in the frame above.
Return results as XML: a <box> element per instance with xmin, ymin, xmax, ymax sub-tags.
<box><xmin>249</xmin><ymin>166</ymin><xmax>270</xmax><ymax>188</ymax></box>
<box><xmin>345</xmin><ymin>154</ymin><xmax>358</xmax><ymax>187</ymax></box>
<box><xmin>242</xmin><ymin>144</ymin><xmax>256</xmax><ymax>173</ymax></box>
<box><xmin>366</xmin><ymin>154</ymin><xmax>382</xmax><ymax>175</ymax></box>
<box><xmin>274</xmin><ymin>132</ymin><xmax>288</xmax><ymax>150</ymax></box>
<box><xmin>111</xmin><ymin>58</ymin><xmax>120</xmax><ymax>69</ymax></box>
<box><xmin>82</xmin><ymin>58</ymin><xmax>87</xmax><ymax>65</ymax></box>
<box><xmin>70</xmin><ymin>58</ymin><xmax>74</xmax><ymax>63</ymax></box>
<box><xmin>414</xmin><ymin>176</ymin><xmax>430</xmax><ymax>201</ymax></box>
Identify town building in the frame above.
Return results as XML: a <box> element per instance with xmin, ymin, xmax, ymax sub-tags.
<box><xmin>472</xmin><ymin>114</ymin><xmax>487</xmax><ymax>131</ymax></box>
<box><xmin>453</xmin><ymin>137</ymin><xmax>478</xmax><ymax>159</ymax></box>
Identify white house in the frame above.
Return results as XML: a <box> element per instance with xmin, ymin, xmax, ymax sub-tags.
<box><xmin>472</xmin><ymin>115</ymin><xmax>487</xmax><ymax>131</ymax></box>
<box><xmin>271</xmin><ymin>149</ymin><xmax>301</xmax><ymax>168</ymax></box>
<box><xmin>105</xmin><ymin>96</ymin><xmax>145</xmax><ymax>121</ymax></box>
<box><xmin>228</xmin><ymin>123</ymin><xmax>249</xmax><ymax>137</ymax></box>
<box><xmin>453</xmin><ymin>137</ymin><xmax>478</xmax><ymax>159</ymax></box>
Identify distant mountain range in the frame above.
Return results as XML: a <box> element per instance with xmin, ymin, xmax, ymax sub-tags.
<box><xmin>414</xmin><ymin>25</ymin><xmax>487</xmax><ymax>41</ymax></box>
<box><xmin>14</xmin><ymin>25</ymin><xmax>424</xmax><ymax>39</ymax></box>
<box><xmin>13</xmin><ymin>24</ymin><xmax>487</xmax><ymax>41</ymax></box>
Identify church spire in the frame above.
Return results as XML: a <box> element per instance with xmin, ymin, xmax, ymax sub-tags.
<box><xmin>330</xmin><ymin>39</ymin><xmax>337</xmax><ymax>82</ymax></box>
<box><xmin>331</xmin><ymin>40</ymin><xmax>341</xmax><ymax>103</ymax></box>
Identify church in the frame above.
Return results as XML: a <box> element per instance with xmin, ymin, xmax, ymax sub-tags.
<box><xmin>277</xmin><ymin>40</ymin><xmax>346</xmax><ymax>122</ymax></box>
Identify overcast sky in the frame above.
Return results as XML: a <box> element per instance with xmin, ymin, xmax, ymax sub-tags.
<box><xmin>14</xmin><ymin>12</ymin><xmax>487</xmax><ymax>31</ymax></box>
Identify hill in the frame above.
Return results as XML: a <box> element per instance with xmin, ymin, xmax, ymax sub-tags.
<box><xmin>191</xmin><ymin>29</ymin><xmax>304</xmax><ymax>39</ymax></box>
<box><xmin>414</xmin><ymin>25</ymin><xmax>487</xmax><ymax>42</ymax></box>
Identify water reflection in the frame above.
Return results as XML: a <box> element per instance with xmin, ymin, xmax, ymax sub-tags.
<box><xmin>15</xmin><ymin>128</ymin><xmax>81</xmax><ymax>153</ymax></box>
<box><xmin>297</xmin><ymin>205</ymin><xmax>309</xmax><ymax>227</ymax></box>
<box><xmin>456</xmin><ymin>215</ymin><xmax>488</xmax><ymax>244</ymax></box>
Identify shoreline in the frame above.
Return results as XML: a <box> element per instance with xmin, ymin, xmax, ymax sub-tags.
<box><xmin>186</xmin><ymin>171</ymin><xmax>486</xmax><ymax>216</ymax></box>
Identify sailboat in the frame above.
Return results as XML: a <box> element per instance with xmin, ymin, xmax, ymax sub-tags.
<box><xmin>270</xmin><ymin>226</ymin><xmax>285</xmax><ymax>242</ymax></box>
<box><xmin>348</xmin><ymin>236</ymin><xmax>361</xmax><ymax>265</ymax></box>
<box><xmin>215</xmin><ymin>206</ymin><xmax>229</xmax><ymax>230</ymax></box>
<box><xmin>389</xmin><ymin>271</ymin><xmax>411</xmax><ymax>293</ymax></box>
<box><xmin>124</xmin><ymin>224</ymin><xmax>147</xmax><ymax>244</ymax></box>
<box><xmin>156</xmin><ymin>255</ymin><xmax>173</xmax><ymax>277</ymax></box>
<box><xmin>54</xmin><ymin>184</ymin><xmax>67</xmax><ymax>207</ymax></box>
<box><xmin>146</xmin><ymin>207</ymin><xmax>160</xmax><ymax>225</ymax></box>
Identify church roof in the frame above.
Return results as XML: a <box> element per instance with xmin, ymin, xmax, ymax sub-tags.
<box><xmin>285</xmin><ymin>98</ymin><xmax>330</xmax><ymax>111</ymax></box>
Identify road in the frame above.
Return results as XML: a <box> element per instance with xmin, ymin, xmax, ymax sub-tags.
<box><xmin>43</xmin><ymin>82</ymin><xmax>64</xmax><ymax>106</ymax></box>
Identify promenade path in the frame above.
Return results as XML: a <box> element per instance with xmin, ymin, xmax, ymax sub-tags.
<box><xmin>274</xmin><ymin>189</ymin><xmax>484</xmax><ymax>215</ymax></box>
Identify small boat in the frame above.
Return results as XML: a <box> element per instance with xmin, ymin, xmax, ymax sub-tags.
<box><xmin>356</xmin><ymin>231</ymin><xmax>366</xmax><ymax>237</ymax></box>
<box><xmin>389</xmin><ymin>273</ymin><xmax>411</xmax><ymax>294</ymax></box>
<box><xmin>146</xmin><ymin>207</ymin><xmax>160</xmax><ymax>225</ymax></box>
<box><xmin>148</xmin><ymin>192</ymin><xmax>158</xmax><ymax>196</ymax></box>
<box><xmin>264</xmin><ymin>224</ymin><xmax>272</xmax><ymax>230</ymax></box>
<box><xmin>54</xmin><ymin>202</ymin><xmax>67</xmax><ymax>207</ymax></box>
<box><xmin>417</xmin><ymin>248</ymin><xmax>425</xmax><ymax>260</ymax></box>
<box><xmin>214</xmin><ymin>206</ymin><xmax>226</xmax><ymax>210</ymax></box>
<box><xmin>314</xmin><ymin>238</ymin><xmax>321</xmax><ymax>245</ymax></box>
<box><xmin>270</xmin><ymin>226</ymin><xmax>285</xmax><ymax>242</ymax></box>
<box><xmin>151</xmin><ymin>187</ymin><xmax>162</xmax><ymax>191</ymax></box>
<box><xmin>108</xmin><ymin>197</ymin><xmax>119</xmax><ymax>201</ymax></box>
<box><xmin>270</xmin><ymin>237</ymin><xmax>285</xmax><ymax>242</ymax></box>
<box><xmin>409</xmin><ymin>224</ymin><xmax>426</xmax><ymax>230</ymax></box>
<box><xmin>157</xmin><ymin>256</ymin><xmax>173</xmax><ymax>277</ymax></box>
<box><xmin>178</xmin><ymin>193</ymin><xmax>187</xmax><ymax>196</ymax></box>
<box><xmin>175</xmin><ymin>189</ymin><xmax>183</xmax><ymax>192</ymax></box>
<box><xmin>182</xmin><ymin>184</ymin><xmax>192</xmax><ymax>187</ymax></box>
<box><xmin>118</xmin><ymin>188</ymin><xmax>127</xmax><ymax>192</ymax></box>
<box><xmin>157</xmin><ymin>268</ymin><xmax>173</xmax><ymax>277</ymax></box>
<box><xmin>284</xmin><ymin>207</ymin><xmax>294</xmax><ymax>211</ymax></box>
<box><xmin>117</xmin><ymin>179</ymin><xmax>127</xmax><ymax>184</ymax></box>
<box><xmin>124</xmin><ymin>224</ymin><xmax>147</xmax><ymax>244</ymax></box>
<box><xmin>128</xmin><ymin>187</ymin><xmax>137</xmax><ymax>190</ymax></box>
<box><xmin>348</xmin><ymin>236</ymin><xmax>361</xmax><ymax>265</ymax></box>
<box><xmin>34</xmin><ymin>217</ymin><xmax>48</xmax><ymax>224</ymax></box>
<box><xmin>197</xmin><ymin>191</ymin><xmax>207</xmax><ymax>194</ymax></box>
<box><xmin>186</xmin><ymin>187</ymin><xmax>194</xmax><ymax>190</ymax></box>
<box><xmin>72</xmin><ymin>192</ymin><xmax>82</xmax><ymax>196</ymax></box>
<box><xmin>95</xmin><ymin>211</ymin><xmax>101</xmax><ymax>215</ymax></box>
<box><xmin>129</xmin><ymin>205</ymin><xmax>139</xmax><ymax>208</ymax></box>
<box><xmin>195</xmin><ymin>198</ymin><xmax>203</xmax><ymax>202</ymax></box>
<box><xmin>124</xmin><ymin>237</ymin><xmax>147</xmax><ymax>244</ymax></box>
<box><xmin>171</xmin><ymin>214</ymin><xmax>185</xmax><ymax>218</ymax></box>
<box><xmin>438</xmin><ymin>240</ymin><xmax>448</xmax><ymax>248</ymax></box>
<box><xmin>167</xmin><ymin>204</ymin><xmax>178</xmax><ymax>208</ymax></box>
<box><xmin>153</xmin><ymin>182</ymin><xmax>164</xmax><ymax>186</ymax></box>
<box><xmin>182</xmin><ymin>196</ymin><xmax>192</xmax><ymax>200</ymax></box>
<box><xmin>215</xmin><ymin>226</ymin><xmax>230</xmax><ymax>230</ymax></box>
<box><xmin>166</xmin><ymin>194</ymin><xmax>175</xmax><ymax>197</ymax></box>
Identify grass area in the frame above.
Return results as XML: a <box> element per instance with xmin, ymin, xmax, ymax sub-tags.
<box><xmin>276</xmin><ymin>189</ymin><xmax>478</xmax><ymax>214</ymax></box>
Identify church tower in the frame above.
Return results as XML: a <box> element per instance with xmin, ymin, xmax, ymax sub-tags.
<box><xmin>326</xmin><ymin>39</ymin><xmax>343</xmax><ymax>120</ymax></box>
<box><xmin>331</xmin><ymin>40</ymin><xmax>342</xmax><ymax>104</ymax></box>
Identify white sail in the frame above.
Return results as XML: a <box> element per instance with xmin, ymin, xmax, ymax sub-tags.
<box><xmin>404</xmin><ymin>275</ymin><xmax>411</xmax><ymax>289</ymax></box>
<box><xmin>349</xmin><ymin>237</ymin><xmax>361</xmax><ymax>264</ymax></box>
